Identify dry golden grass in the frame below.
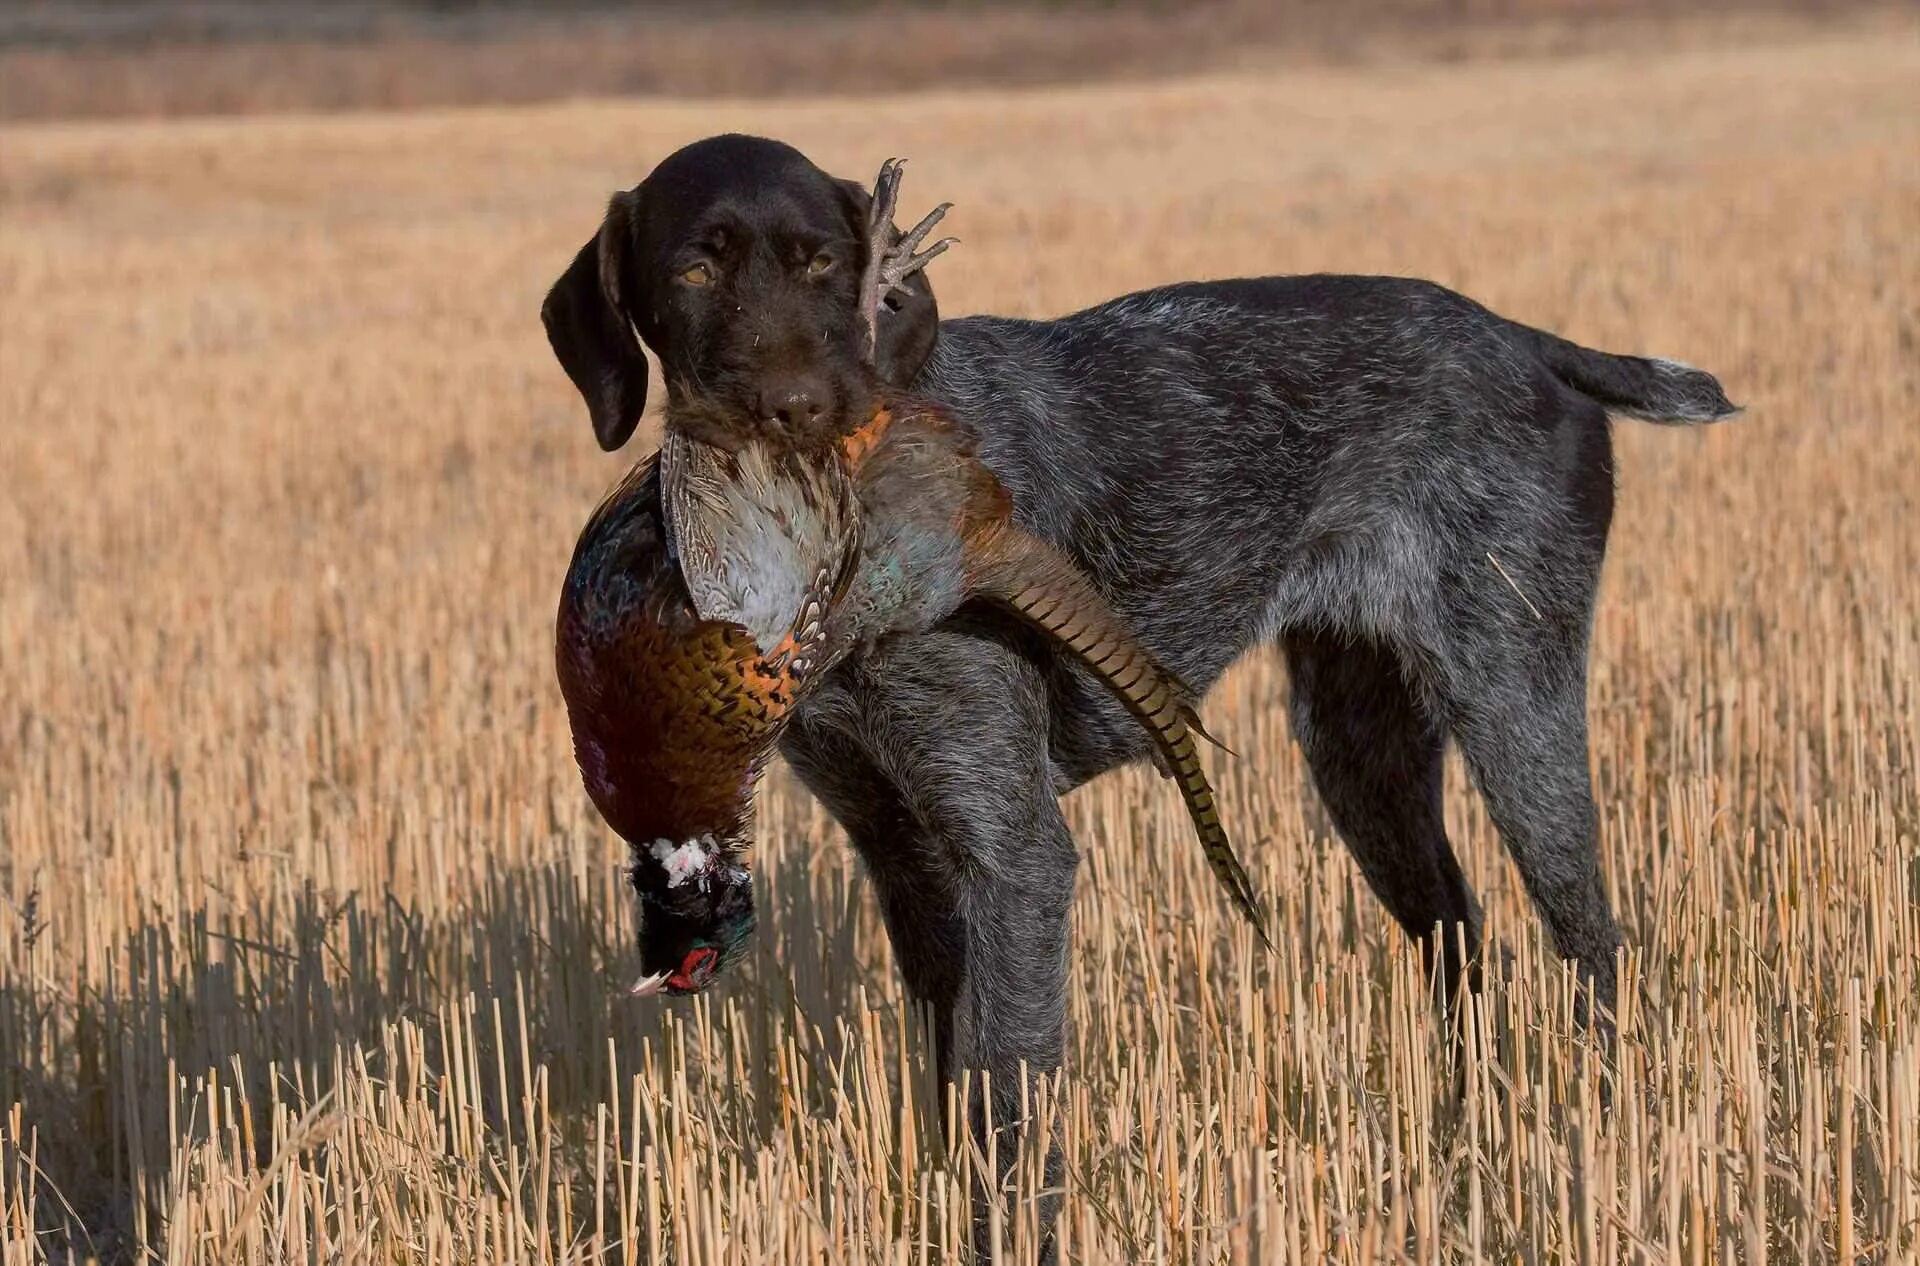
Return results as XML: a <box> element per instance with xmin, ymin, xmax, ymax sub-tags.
<box><xmin>2</xmin><ymin>21</ymin><xmax>1918</xmax><ymax>1264</ymax></box>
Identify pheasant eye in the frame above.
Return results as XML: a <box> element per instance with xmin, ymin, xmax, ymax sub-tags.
<box><xmin>806</xmin><ymin>252</ymin><xmax>834</xmax><ymax>276</ymax></box>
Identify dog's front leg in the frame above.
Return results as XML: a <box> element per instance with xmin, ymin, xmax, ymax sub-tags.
<box><xmin>785</xmin><ymin>623</ymin><xmax>1074</xmax><ymax>1262</ymax></box>
<box><xmin>852</xmin><ymin>778</ymin><xmax>1076</xmax><ymax>1264</ymax></box>
<box><xmin>954</xmin><ymin>841</ymin><xmax>1076</xmax><ymax>1264</ymax></box>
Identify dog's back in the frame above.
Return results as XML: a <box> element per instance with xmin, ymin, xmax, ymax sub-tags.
<box><xmin>911</xmin><ymin>273</ymin><xmax>1735</xmax><ymax>779</ymax></box>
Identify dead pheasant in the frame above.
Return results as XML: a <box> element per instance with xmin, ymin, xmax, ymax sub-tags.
<box><xmin>556</xmin><ymin>161</ymin><xmax>1269</xmax><ymax>998</ymax></box>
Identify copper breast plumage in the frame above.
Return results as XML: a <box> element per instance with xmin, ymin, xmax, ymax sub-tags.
<box><xmin>554</xmin><ymin>436</ymin><xmax>858</xmax><ymax>847</ymax></box>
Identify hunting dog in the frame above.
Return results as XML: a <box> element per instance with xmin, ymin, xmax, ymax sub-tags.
<box><xmin>542</xmin><ymin>132</ymin><xmax>1735</xmax><ymax>1226</ymax></box>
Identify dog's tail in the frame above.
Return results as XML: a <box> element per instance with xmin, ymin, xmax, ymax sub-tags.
<box><xmin>1513</xmin><ymin>324</ymin><xmax>1740</xmax><ymax>425</ymax></box>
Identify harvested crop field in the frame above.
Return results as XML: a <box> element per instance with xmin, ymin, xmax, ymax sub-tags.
<box><xmin>2</xmin><ymin>17</ymin><xmax>1917</xmax><ymax>1265</ymax></box>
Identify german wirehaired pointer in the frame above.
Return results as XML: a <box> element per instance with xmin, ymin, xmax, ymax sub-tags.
<box><xmin>541</xmin><ymin>132</ymin><xmax>1736</xmax><ymax>1238</ymax></box>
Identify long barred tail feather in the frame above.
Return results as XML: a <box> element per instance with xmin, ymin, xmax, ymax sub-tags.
<box><xmin>966</xmin><ymin>524</ymin><xmax>1273</xmax><ymax>949</ymax></box>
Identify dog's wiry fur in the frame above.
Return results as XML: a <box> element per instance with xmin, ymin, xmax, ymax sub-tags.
<box><xmin>543</xmin><ymin>135</ymin><xmax>1737</xmax><ymax>1254</ymax></box>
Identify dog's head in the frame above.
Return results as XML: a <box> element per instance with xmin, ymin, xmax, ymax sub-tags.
<box><xmin>542</xmin><ymin>134</ymin><xmax>940</xmax><ymax>452</ymax></box>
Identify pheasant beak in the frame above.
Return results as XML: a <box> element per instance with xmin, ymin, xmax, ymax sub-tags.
<box><xmin>626</xmin><ymin>946</ymin><xmax>721</xmax><ymax>999</ymax></box>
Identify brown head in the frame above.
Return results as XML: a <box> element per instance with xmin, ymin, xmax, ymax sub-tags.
<box><xmin>539</xmin><ymin>135</ymin><xmax>942</xmax><ymax>454</ymax></box>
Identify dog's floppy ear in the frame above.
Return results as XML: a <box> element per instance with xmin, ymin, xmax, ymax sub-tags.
<box><xmin>542</xmin><ymin>191</ymin><xmax>649</xmax><ymax>452</ymax></box>
<box><xmin>877</xmin><ymin>267</ymin><xmax>939</xmax><ymax>389</ymax></box>
<box><xmin>839</xmin><ymin>178</ymin><xmax>940</xmax><ymax>389</ymax></box>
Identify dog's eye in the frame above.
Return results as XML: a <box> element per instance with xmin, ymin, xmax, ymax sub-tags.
<box><xmin>680</xmin><ymin>263</ymin><xmax>715</xmax><ymax>286</ymax></box>
<box><xmin>806</xmin><ymin>252</ymin><xmax>835</xmax><ymax>276</ymax></box>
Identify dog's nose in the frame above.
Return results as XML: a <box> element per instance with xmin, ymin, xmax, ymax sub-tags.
<box><xmin>757</xmin><ymin>376</ymin><xmax>832</xmax><ymax>430</ymax></box>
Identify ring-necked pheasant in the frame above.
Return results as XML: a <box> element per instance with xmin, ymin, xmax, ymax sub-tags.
<box><xmin>555</xmin><ymin>161</ymin><xmax>1268</xmax><ymax>998</ymax></box>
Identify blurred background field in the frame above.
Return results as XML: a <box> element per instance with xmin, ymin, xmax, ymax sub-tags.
<box><xmin>1</xmin><ymin>2</ymin><xmax>1917</xmax><ymax>1262</ymax></box>
<box><xmin>0</xmin><ymin>0</ymin><xmax>1900</xmax><ymax>120</ymax></box>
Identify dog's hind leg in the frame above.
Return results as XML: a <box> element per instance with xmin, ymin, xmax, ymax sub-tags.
<box><xmin>1283</xmin><ymin>629</ymin><xmax>1482</xmax><ymax>1008</ymax></box>
<box><xmin>1435</xmin><ymin>576</ymin><xmax>1623</xmax><ymax>1031</ymax></box>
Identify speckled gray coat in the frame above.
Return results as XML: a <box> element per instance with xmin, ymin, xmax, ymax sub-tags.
<box><xmin>779</xmin><ymin>276</ymin><xmax>1732</xmax><ymax>1242</ymax></box>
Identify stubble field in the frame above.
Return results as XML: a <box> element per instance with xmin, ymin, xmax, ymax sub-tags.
<box><xmin>1</xmin><ymin>20</ymin><xmax>1917</xmax><ymax>1265</ymax></box>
